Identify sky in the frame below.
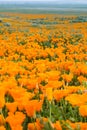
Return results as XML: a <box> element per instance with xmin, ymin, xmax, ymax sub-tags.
<box><xmin>1</xmin><ymin>0</ymin><xmax>87</xmax><ymax>4</ymax></box>
<box><xmin>0</xmin><ymin>0</ymin><xmax>87</xmax><ymax>2</ymax></box>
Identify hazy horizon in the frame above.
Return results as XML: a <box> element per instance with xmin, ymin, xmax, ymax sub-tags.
<box><xmin>0</xmin><ymin>0</ymin><xmax>87</xmax><ymax>14</ymax></box>
<box><xmin>1</xmin><ymin>0</ymin><xmax>87</xmax><ymax>4</ymax></box>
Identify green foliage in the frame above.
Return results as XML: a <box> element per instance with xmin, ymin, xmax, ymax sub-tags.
<box><xmin>5</xmin><ymin>123</ymin><xmax>11</xmax><ymax>130</ymax></box>
<box><xmin>5</xmin><ymin>94</ymin><xmax>14</xmax><ymax>103</ymax></box>
<box><xmin>22</xmin><ymin>116</ymin><xmax>31</xmax><ymax>130</ymax></box>
<box><xmin>18</xmin><ymin>40</ymin><xmax>27</xmax><ymax>45</ymax></box>
<box><xmin>70</xmin><ymin>16</ymin><xmax>87</xmax><ymax>23</ymax></box>
<box><xmin>3</xmin><ymin>22</ymin><xmax>11</xmax><ymax>27</ymax></box>
<box><xmin>42</xmin><ymin>121</ymin><xmax>54</xmax><ymax>130</ymax></box>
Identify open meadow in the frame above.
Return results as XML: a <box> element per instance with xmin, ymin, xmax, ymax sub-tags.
<box><xmin>0</xmin><ymin>8</ymin><xmax>87</xmax><ymax>130</ymax></box>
